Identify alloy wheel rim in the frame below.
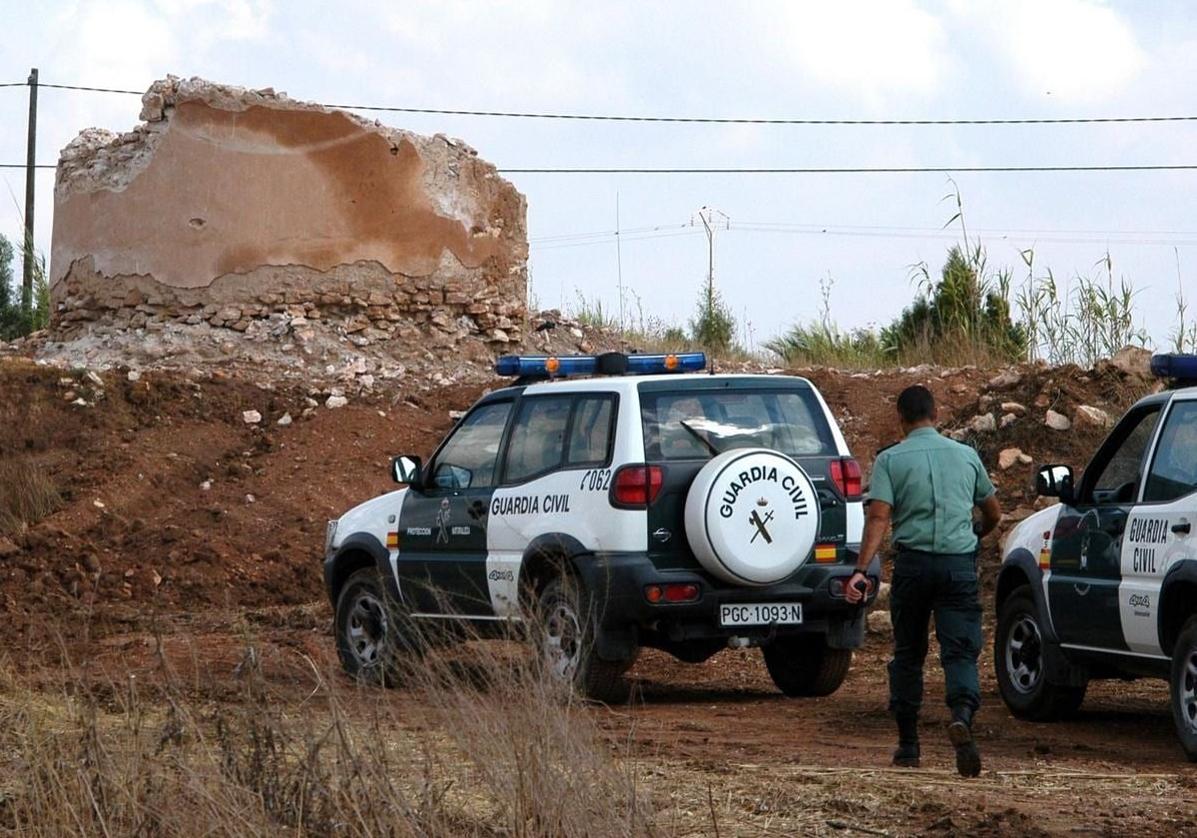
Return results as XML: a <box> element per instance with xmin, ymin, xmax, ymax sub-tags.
<box><xmin>543</xmin><ymin>600</ymin><xmax>582</xmax><ymax>681</ymax></box>
<box><xmin>1006</xmin><ymin>613</ymin><xmax>1044</xmax><ymax>695</ymax></box>
<box><xmin>1181</xmin><ymin>648</ymin><xmax>1197</xmax><ymax>735</ymax></box>
<box><xmin>347</xmin><ymin>591</ymin><xmax>387</xmax><ymax>668</ymax></box>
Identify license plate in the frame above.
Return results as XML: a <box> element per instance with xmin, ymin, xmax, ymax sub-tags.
<box><xmin>719</xmin><ymin>602</ymin><xmax>803</xmax><ymax>626</ymax></box>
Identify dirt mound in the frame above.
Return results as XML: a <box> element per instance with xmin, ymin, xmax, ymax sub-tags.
<box><xmin>0</xmin><ymin>356</ymin><xmax>1159</xmax><ymax>641</ymax></box>
<box><xmin>0</xmin><ymin>358</ymin><xmax>477</xmax><ymax>635</ymax></box>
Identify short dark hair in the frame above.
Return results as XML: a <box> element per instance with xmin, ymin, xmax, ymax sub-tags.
<box><xmin>896</xmin><ymin>385</ymin><xmax>935</xmax><ymax>423</ymax></box>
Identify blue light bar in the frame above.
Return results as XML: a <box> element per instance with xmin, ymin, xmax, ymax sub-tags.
<box><xmin>495</xmin><ymin>352</ymin><xmax>706</xmax><ymax>379</ymax></box>
<box><xmin>625</xmin><ymin>352</ymin><xmax>707</xmax><ymax>374</ymax></box>
<box><xmin>1150</xmin><ymin>353</ymin><xmax>1197</xmax><ymax>380</ymax></box>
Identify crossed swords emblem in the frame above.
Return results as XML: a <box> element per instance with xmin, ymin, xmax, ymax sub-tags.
<box><xmin>749</xmin><ymin>503</ymin><xmax>775</xmax><ymax>544</ymax></box>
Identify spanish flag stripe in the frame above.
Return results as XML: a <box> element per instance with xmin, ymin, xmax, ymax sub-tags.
<box><xmin>814</xmin><ymin>544</ymin><xmax>837</xmax><ymax>563</ymax></box>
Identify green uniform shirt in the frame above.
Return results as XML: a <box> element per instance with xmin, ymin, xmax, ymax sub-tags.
<box><xmin>866</xmin><ymin>426</ymin><xmax>995</xmax><ymax>554</ymax></box>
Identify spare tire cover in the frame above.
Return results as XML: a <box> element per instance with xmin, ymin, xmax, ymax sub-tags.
<box><xmin>684</xmin><ymin>448</ymin><xmax>821</xmax><ymax>586</ymax></box>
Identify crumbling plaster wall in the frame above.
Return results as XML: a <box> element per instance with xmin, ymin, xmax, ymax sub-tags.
<box><xmin>50</xmin><ymin>77</ymin><xmax>528</xmax><ymax>344</ymax></box>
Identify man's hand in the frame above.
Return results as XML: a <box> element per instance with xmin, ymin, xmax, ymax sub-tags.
<box><xmin>845</xmin><ymin>570</ymin><xmax>870</xmax><ymax>605</ymax></box>
<box><xmin>975</xmin><ymin>494</ymin><xmax>1002</xmax><ymax>539</ymax></box>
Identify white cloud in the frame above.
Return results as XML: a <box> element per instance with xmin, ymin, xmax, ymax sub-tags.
<box><xmin>775</xmin><ymin>1</ymin><xmax>950</xmax><ymax>100</ymax></box>
<box><xmin>957</xmin><ymin>0</ymin><xmax>1144</xmax><ymax>102</ymax></box>
<box><xmin>154</xmin><ymin>0</ymin><xmax>274</xmax><ymax>41</ymax></box>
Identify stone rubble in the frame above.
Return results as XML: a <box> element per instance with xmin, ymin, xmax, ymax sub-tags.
<box><xmin>1074</xmin><ymin>404</ymin><xmax>1113</xmax><ymax>429</ymax></box>
<box><xmin>1045</xmin><ymin>409</ymin><xmax>1071</xmax><ymax>431</ymax></box>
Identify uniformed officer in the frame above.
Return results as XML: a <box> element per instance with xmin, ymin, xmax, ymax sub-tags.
<box><xmin>845</xmin><ymin>385</ymin><xmax>1000</xmax><ymax>777</ymax></box>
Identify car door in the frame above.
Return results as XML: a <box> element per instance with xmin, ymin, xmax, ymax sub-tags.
<box><xmin>398</xmin><ymin>399</ymin><xmax>513</xmax><ymax>616</ymax></box>
<box><xmin>1121</xmin><ymin>396</ymin><xmax>1197</xmax><ymax>657</ymax></box>
<box><xmin>1049</xmin><ymin>402</ymin><xmax>1163</xmax><ymax>651</ymax></box>
<box><xmin>488</xmin><ymin>393</ymin><xmax>610</xmax><ymax>616</ymax></box>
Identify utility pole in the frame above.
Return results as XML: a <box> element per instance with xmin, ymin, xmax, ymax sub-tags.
<box><xmin>22</xmin><ymin>67</ymin><xmax>38</xmax><ymax>320</ymax></box>
<box><xmin>615</xmin><ymin>192</ymin><xmax>624</xmax><ymax>336</ymax></box>
<box><xmin>691</xmin><ymin>206</ymin><xmax>730</xmax><ymax>320</ymax></box>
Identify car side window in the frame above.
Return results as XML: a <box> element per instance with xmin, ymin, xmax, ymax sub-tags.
<box><xmin>1144</xmin><ymin>401</ymin><xmax>1197</xmax><ymax>503</ymax></box>
<box><xmin>566</xmin><ymin>395</ymin><xmax>615</xmax><ymax>467</ymax></box>
<box><xmin>429</xmin><ymin>401</ymin><xmax>512</xmax><ymax>491</ymax></box>
<box><xmin>1087</xmin><ymin>406</ymin><xmax>1161</xmax><ymax>503</ymax></box>
<box><xmin>504</xmin><ymin>396</ymin><xmax>573</xmax><ymax>483</ymax></box>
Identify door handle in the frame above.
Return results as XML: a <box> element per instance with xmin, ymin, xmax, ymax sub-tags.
<box><xmin>1174</xmin><ymin>520</ymin><xmax>1192</xmax><ymax>535</ymax></box>
<box><xmin>1101</xmin><ymin>520</ymin><xmax>1125</xmax><ymax>536</ymax></box>
<box><xmin>1073</xmin><ymin>583</ymin><xmax>1091</xmax><ymax>596</ymax></box>
<box><xmin>468</xmin><ymin>500</ymin><xmax>487</xmax><ymax>520</ymax></box>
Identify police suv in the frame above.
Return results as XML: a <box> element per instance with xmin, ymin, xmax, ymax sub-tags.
<box><xmin>323</xmin><ymin>352</ymin><xmax>875</xmax><ymax>701</ymax></box>
<box><xmin>997</xmin><ymin>353</ymin><xmax>1197</xmax><ymax>759</ymax></box>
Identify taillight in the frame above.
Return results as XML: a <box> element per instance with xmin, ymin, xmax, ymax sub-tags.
<box><xmin>611</xmin><ymin>465</ymin><xmax>664</xmax><ymax>508</ymax></box>
<box><xmin>829</xmin><ymin>457</ymin><xmax>863</xmax><ymax>501</ymax></box>
<box><xmin>644</xmin><ymin>583</ymin><xmax>700</xmax><ymax>603</ymax></box>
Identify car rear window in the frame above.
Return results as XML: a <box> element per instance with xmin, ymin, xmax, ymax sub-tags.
<box><xmin>640</xmin><ymin>388</ymin><xmax>836</xmax><ymax>461</ymax></box>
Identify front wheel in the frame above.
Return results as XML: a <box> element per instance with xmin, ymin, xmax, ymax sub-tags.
<box><xmin>994</xmin><ymin>586</ymin><xmax>1085</xmax><ymax>720</ymax></box>
<box><xmin>334</xmin><ymin>568</ymin><xmax>410</xmax><ymax>686</ymax></box>
<box><xmin>1169</xmin><ymin>616</ymin><xmax>1197</xmax><ymax>761</ymax></box>
<box><xmin>762</xmin><ymin>635</ymin><xmax>852</xmax><ymax>697</ymax></box>
<box><xmin>536</xmin><ymin>576</ymin><xmax>635</xmax><ymax>703</ymax></box>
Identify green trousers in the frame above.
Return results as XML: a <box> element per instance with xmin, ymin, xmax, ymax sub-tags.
<box><xmin>887</xmin><ymin>550</ymin><xmax>982</xmax><ymax>718</ymax></box>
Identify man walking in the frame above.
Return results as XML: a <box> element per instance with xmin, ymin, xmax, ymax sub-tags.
<box><xmin>845</xmin><ymin>385</ymin><xmax>1001</xmax><ymax>777</ymax></box>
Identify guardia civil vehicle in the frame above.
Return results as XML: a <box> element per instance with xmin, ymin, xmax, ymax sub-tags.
<box><xmin>323</xmin><ymin>352</ymin><xmax>876</xmax><ymax>701</ymax></box>
<box><xmin>997</xmin><ymin>353</ymin><xmax>1197</xmax><ymax>759</ymax></box>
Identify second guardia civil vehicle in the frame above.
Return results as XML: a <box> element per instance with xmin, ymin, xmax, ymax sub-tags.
<box><xmin>997</xmin><ymin>353</ymin><xmax>1197</xmax><ymax>759</ymax></box>
<box><xmin>323</xmin><ymin>352</ymin><xmax>876</xmax><ymax>700</ymax></box>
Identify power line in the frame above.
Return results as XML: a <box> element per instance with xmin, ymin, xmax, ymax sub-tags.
<box><xmin>505</xmin><ymin>164</ymin><xmax>1197</xmax><ymax>174</ymax></box>
<box><xmin>38</xmin><ymin>82</ymin><xmax>143</xmax><ymax>95</ymax></box>
<box><xmin>12</xmin><ymin>162</ymin><xmax>1197</xmax><ymax>174</ymax></box>
<box><xmin>532</xmin><ymin>230</ymin><xmax>702</xmax><ymax>251</ymax></box>
<box><xmin>18</xmin><ymin>79</ymin><xmax>1197</xmax><ymax>126</ymax></box>
<box><xmin>316</xmin><ymin>104</ymin><xmax>1197</xmax><ymax>125</ymax></box>
<box><xmin>531</xmin><ymin>219</ymin><xmax>1197</xmax><ymax>250</ymax></box>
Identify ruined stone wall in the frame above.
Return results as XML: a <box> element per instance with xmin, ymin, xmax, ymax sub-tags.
<box><xmin>50</xmin><ymin>77</ymin><xmax>528</xmax><ymax>346</ymax></box>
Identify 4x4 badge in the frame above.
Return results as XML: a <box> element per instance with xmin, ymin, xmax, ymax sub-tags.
<box><xmin>749</xmin><ymin>507</ymin><xmax>775</xmax><ymax>544</ymax></box>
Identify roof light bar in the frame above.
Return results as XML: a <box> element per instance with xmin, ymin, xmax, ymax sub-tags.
<box><xmin>495</xmin><ymin>352</ymin><xmax>706</xmax><ymax>379</ymax></box>
<box><xmin>1150</xmin><ymin>353</ymin><xmax>1197</xmax><ymax>380</ymax></box>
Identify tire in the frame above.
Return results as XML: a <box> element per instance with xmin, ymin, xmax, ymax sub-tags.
<box><xmin>1169</xmin><ymin>616</ymin><xmax>1197</xmax><ymax>762</ymax></box>
<box><xmin>994</xmin><ymin>586</ymin><xmax>1086</xmax><ymax>720</ymax></box>
<box><xmin>684</xmin><ymin>448</ymin><xmax>821</xmax><ymax>586</ymax></box>
<box><xmin>334</xmin><ymin>567</ymin><xmax>411</xmax><ymax>686</ymax></box>
<box><xmin>535</xmin><ymin>575</ymin><xmax>636</xmax><ymax>703</ymax></box>
<box><xmin>762</xmin><ymin>635</ymin><xmax>852</xmax><ymax>697</ymax></box>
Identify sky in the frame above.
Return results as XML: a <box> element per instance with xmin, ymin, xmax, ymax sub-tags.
<box><xmin>3</xmin><ymin>0</ymin><xmax>1197</xmax><ymax>350</ymax></box>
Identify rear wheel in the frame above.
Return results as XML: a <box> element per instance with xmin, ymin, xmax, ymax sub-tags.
<box><xmin>994</xmin><ymin>586</ymin><xmax>1086</xmax><ymax>720</ymax></box>
<box><xmin>536</xmin><ymin>576</ymin><xmax>636</xmax><ymax>703</ymax></box>
<box><xmin>334</xmin><ymin>568</ymin><xmax>412</xmax><ymax>686</ymax></box>
<box><xmin>762</xmin><ymin>635</ymin><xmax>852</xmax><ymax>697</ymax></box>
<box><xmin>1168</xmin><ymin>616</ymin><xmax>1197</xmax><ymax>761</ymax></box>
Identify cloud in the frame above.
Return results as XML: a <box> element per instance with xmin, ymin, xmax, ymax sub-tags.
<box><xmin>956</xmin><ymin>0</ymin><xmax>1144</xmax><ymax>102</ymax></box>
<box><xmin>774</xmin><ymin>1</ymin><xmax>950</xmax><ymax>100</ymax></box>
<box><xmin>154</xmin><ymin>0</ymin><xmax>274</xmax><ymax>41</ymax></box>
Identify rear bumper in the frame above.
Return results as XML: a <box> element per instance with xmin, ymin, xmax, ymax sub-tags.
<box><xmin>573</xmin><ymin>549</ymin><xmax>879</xmax><ymax>660</ymax></box>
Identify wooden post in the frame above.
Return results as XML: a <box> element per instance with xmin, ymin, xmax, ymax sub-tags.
<box><xmin>22</xmin><ymin>67</ymin><xmax>38</xmax><ymax>319</ymax></box>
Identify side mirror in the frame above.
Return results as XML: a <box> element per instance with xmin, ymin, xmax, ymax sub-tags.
<box><xmin>1035</xmin><ymin>464</ymin><xmax>1074</xmax><ymax>499</ymax></box>
<box><xmin>392</xmin><ymin>455</ymin><xmax>422</xmax><ymax>485</ymax></box>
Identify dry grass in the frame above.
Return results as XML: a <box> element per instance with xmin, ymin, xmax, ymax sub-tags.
<box><xmin>0</xmin><ymin>621</ymin><xmax>659</xmax><ymax>838</ymax></box>
<box><xmin>0</xmin><ymin>457</ymin><xmax>61</xmax><ymax>537</ymax></box>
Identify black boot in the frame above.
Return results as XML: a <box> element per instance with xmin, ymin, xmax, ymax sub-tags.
<box><xmin>892</xmin><ymin>713</ymin><xmax>920</xmax><ymax>767</ymax></box>
<box><xmin>947</xmin><ymin>705</ymin><xmax>981</xmax><ymax>777</ymax></box>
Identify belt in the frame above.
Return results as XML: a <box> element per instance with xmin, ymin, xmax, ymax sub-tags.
<box><xmin>894</xmin><ymin>546</ymin><xmax>977</xmax><ymax>561</ymax></box>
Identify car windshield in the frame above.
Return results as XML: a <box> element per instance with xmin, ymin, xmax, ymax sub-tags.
<box><xmin>640</xmin><ymin>388</ymin><xmax>835</xmax><ymax>461</ymax></box>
